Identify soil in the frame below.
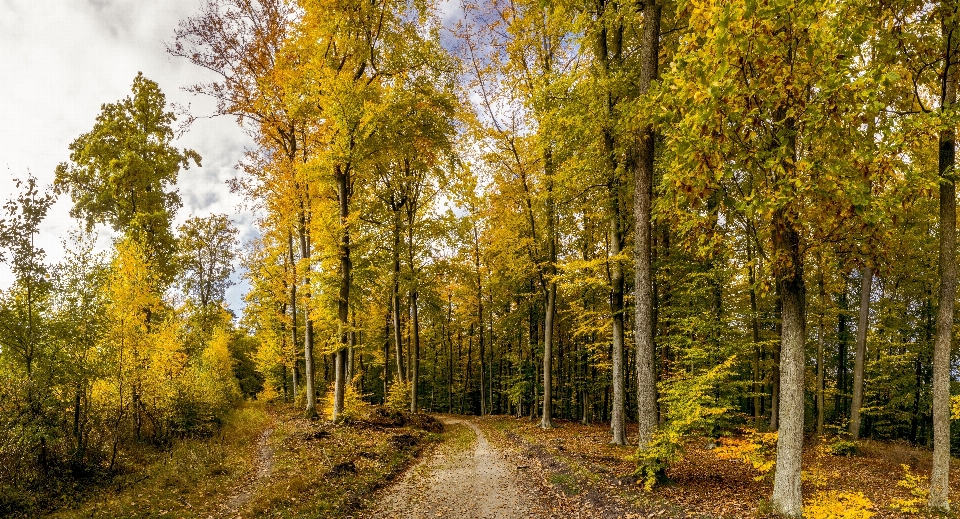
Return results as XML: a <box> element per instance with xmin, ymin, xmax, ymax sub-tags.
<box><xmin>369</xmin><ymin>416</ymin><xmax>548</xmax><ymax>519</ymax></box>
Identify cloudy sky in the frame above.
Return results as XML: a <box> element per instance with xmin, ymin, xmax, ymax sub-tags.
<box><xmin>0</xmin><ymin>0</ymin><xmax>465</xmax><ymax>314</ymax></box>
<box><xmin>0</xmin><ymin>0</ymin><xmax>259</xmax><ymax>311</ymax></box>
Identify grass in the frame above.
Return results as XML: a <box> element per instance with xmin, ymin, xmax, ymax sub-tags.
<box><xmin>46</xmin><ymin>402</ymin><xmax>271</xmax><ymax>519</ymax></box>
<box><xmin>41</xmin><ymin>402</ymin><xmax>443</xmax><ymax>519</ymax></box>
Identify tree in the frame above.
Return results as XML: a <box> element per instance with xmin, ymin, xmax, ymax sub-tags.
<box><xmin>54</xmin><ymin>73</ymin><xmax>200</xmax><ymax>281</ymax></box>
<box><xmin>177</xmin><ymin>214</ymin><xmax>239</xmax><ymax>337</ymax></box>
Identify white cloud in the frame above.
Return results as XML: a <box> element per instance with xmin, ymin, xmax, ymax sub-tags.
<box><xmin>0</xmin><ymin>0</ymin><xmax>255</xmax><ymax>311</ymax></box>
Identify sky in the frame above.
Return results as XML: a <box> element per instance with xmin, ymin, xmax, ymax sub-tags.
<box><xmin>0</xmin><ymin>0</ymin><xmax>466</xmax><ymax>315</ymax></box>
<box><xmin>0</xmin><ymin>0</ymin><xmax>258</xmax><ymax>312</ymax></box>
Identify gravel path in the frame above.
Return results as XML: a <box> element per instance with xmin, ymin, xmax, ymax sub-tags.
<box><xmin>369</xmin><ymin>416</ymin><xmax>543</xmax><ymax>519</ymax></box>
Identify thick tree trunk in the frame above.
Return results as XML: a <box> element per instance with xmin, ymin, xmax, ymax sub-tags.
<box><xmin>770</xmin><ymin>203</ymin><xmax>806</xmax><ymax>518</ymax></box>
<box><xmin>849</xmin><ymin>266</ymin><xmax>872</xmax><ymax>439</ymax></box>
<box><xmin>634</xmin><ymin>0</ymin><xmax>661</xmax><ymax>449</ymax></box>
<box><xmin>930</xmin><ymin>19</ymin><xmax>957</xmax><ymax>506</ymax></box>
<box><xmin>332</xmin><ymin>163</ymin><xmax>352</xmax><ymax>422</ymax></box>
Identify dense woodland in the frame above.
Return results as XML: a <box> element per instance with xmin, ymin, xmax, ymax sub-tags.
<box><xmin>6</xmin><ymin>0</ymin><xmax>960</xmax><ymax>517</ymax></box>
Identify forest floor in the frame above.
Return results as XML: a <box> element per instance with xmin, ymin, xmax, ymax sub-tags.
<box><xmin>475</xmin><ymin>415</ymin><xmax>960</xmax><ymax>518</ymax></box>
<box><xmin>36</xmin><ymin>407</ymin><xmax>960</xmax><ymax>518</ymax></box>
<box><xmin>42</xmin><ymin>402</ymin><xmax>444</xmax><ymax>519</ymax></box>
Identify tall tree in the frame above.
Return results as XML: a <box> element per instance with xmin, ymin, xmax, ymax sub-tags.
<box><xmin>54</xmin><ymin>73</ymin><xmax>200</xmax><ymax>283</ymax></box>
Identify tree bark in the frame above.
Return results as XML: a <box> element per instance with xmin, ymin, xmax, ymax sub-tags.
<box><xmin>930</xmin><ymin>10</ymin><xmax>957</xmax><ymax>506</ymax></box>
<box><xmin>288</xmin><ymin>232</ymin><xmax>299</xmax><ymax>404</ymax></box>
<box><xmin>634</xmin><ymin>0</ymin><xmax>661</xmax><ymax>449</ymax></box>
<box><xmin>816</xmin><ymin>256</ymin><xmax>826</xmax><ymax>436</ymax></box>
<box><xmin>332</xmin><ymin>163</ymin><xmax>352</xmax><ymax>422</ymax></box>
<box><xmin>299</xmin><ymin>213</ymin><xmax>318</xmax><ymax>419</ymax></box>
<box><xmin>769</xmin><ymin>203</ymin><xmax>805</xmax><ymax>518</ymax></box>
<box><xmin>541</xmin><ymin>147</ymin><xmax>557</xmax><ymax>429</ymax></box>
<box><xmin>849</xmin><ymin>266</ymin><xmax>872</xmax><ymax>439</ymax></box>
<box><xmin>410</xmin><ymin>290</ymin><xmax>421</xmax><ymax>413</ymax></box>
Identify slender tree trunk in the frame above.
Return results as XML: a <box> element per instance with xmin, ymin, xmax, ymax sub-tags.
<box><xmin>391</xmin><ymin>216</ymin><xmax>406</xmax><ymax>384</ymax></box>
<box><xmin>634</xmin><ymin>0</ymin><xmax>661</xmax><ymax>449</ymax></box>
<box><xmin>332</xmin><ymin>163</ymin><xmax>351</xmax><ymax>422</ymax></box>
<box><xmin>849</xmin><ymin>266</ymin><xmax>872</xmax><ymax>439</ymax></box>
<box><xmin>817</xmin><ymin>256</ymin><xmax>826</xmax><ymax>436</ymax></box>
<box><xmin>770</xmin><ymin>295</ymin><xmax>781</xmax><ymax>431</ymax></box>
<box><xmin>836</xmin><ymin>280</ymin><xmax>849</xmax><ymax>420</ymax></box>
<box><xmin>288</xmin><ymin>232</ymin><xmax>299</xmax><ymax>403</ymax></box>
<box><xmin>299</xmin><ymin>213</ymin><xmax>318</xmax><ymax>419</ymax></box>
<box><xmin>410</xmin><ymin>290</ymin><xmax>421</xmax><ymax>413</ymax></box>
<box><xmin>749</xmin><ymin>240</ymin><xmax>763</xmax><ymax>430</ymax></box>
<box><xmin>541</xmin><ymin>148</ymin><xmax>557</xmax><ymax>429</ymax></box>
<box><xmin>930</xmin><ymin>13</ymin><xmax>957</xmax><ymax>507</ymax></box>
<box><xmin>383</xmin><ymin>310</ymin><xmax>390</xmax><ymax>404</ymax></box>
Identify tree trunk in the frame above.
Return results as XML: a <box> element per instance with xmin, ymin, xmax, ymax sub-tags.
<box><xmin>410</xmin><ymin>290</ymin><xmax>421</xmax><ymax>413</ymax></box>
<box><xmin>849</xmin><ymin>266</ymin><xmax>872</xmax><ymax>439</ymax></box>
<box><xmin>770</xmin><ymin>114</ymin><xmax>805</xmax><ymax>516</ymax></box>
<box><xmin>391</xmin><ymin>216</ymin><xmax>406</xmax><ymax>384</ymax></box>
<box><xmin>930</xmin><ymin>14</ymin><xmax>957</xmax><ymax>506</ymax></box>
<box><xmin>817</xmin><ymin>257</ymin><xmax>826</xmax><ymax>436</ymax></box>
<box><xmin>634</xmin><ymin>0</ymin><xmax>661</xmax><ymax>449</ymax></box>
<box><xmin>299</xmin><ymin>214</ymin><xmax>318</xmax><ymax>419</ymax></box>
<box><xmin>383</xmin><ymin>310</ymin><xmax>390</xmax><ymax>404</ymax></box>
<box><xmin>541</xmin><ymin>147</ymin><xmax>557</xmax><ymax>429</ymax></box>
<box><xmin>749</xmin><ymin>240</ymin><xmax>763</xmax><ymax>430</ymax></box>
<box><xmin>288</xmin><ymin>233</ymin><xmax>299</xmax><ymax>404</ymax></box>
<box><xmin>332</xmin><ymin>163</ymin><xmax>352</xmax><ymax>422</ymax></box>
<box><xmin>770</xmin><ymin>295</ymin><xmax>781</xmax><ymax>431</ymax></box>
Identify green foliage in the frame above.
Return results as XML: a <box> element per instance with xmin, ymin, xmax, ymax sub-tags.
<box><xmin>635</xmin><ymin>357</ymin><xmax>737</xmax><ymax>490</ymax></box>
<box><xmin>826</xmin><ymin>437</ymin><xmax>859</xmax><ymax>457</ymax></box>
<box><xmin>54</xmin><ymin>73</ymin><xmax>200</xmax><ymax>282</ymax></box>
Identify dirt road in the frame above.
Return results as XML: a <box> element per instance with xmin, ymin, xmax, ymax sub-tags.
<box><xmin>369</xmin><ymin>416</ymin><xmax>545</xmax><ymax>519</ymax></box>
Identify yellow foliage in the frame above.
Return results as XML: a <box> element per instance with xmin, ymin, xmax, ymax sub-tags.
<box><xmin>322</xmin><ymin>378</ymin><xmax>371</xmax><ymax>421</ymax></box>
<box><xmin>386</xmin><ymin>380</ymin><xmax>412</xmax><ymax>411</ymax></box>
<box><xmin>804</xmin><ymin>491</ymin><xmax>874</xmax><ymax>519</ymax></box>
<box><xmin>714</xmin><ymin>431</ymin><xmax>777</xmax><ymax>480</ymax></box>
<box><xmin>889</xmin><ymin>464</ymin><xmax>929</xmax><ymax>514</ymax></box>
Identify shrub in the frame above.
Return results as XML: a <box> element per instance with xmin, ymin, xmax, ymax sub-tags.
<box><xmin>804</xmin><ymin>491</ymin><xmax>874</xmax><ymax>519</ymax></box>
<box><xmin>386</xmin><ymin>380</ymin><xmax>412</xmax><ymax>412</ymax></box>
<box><xmin>888</xmin><ymin>464</ymin><xmax>928</xmax><ymax>514</ymax></box>
<box><xmin>827</xmin><ymin>437</ymin><xmax>858</xmax><ymax>457</ymax></box>
<box><xmin>635</xmin><ymin>356</ymin><xmax>736</xmax><ymax>490</ymax></box>
<box><xmin>323</xmin><ymin>380</ymin><xmax>371</xmax><ymax>422</ymax></box>
<box><xmin>713</xmin><ymin>431</ymin><xmax>778</xmax><ymax>481</ymax></box>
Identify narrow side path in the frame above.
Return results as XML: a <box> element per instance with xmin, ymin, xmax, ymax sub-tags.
<box><xmin>222</xmin><ymin>426</ymin><xmax>274</xmax><ymax>516</ymax></box>
<box><xmin>369</xmin><ymin>416</ymin><xmax>544</xmax><ymax>519</ymax></box>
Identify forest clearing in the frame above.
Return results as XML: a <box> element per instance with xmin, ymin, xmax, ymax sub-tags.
<box><xmin>8</xmin><ymin>0</ymin><xmax>960</xmax><ymax>517</ymax></box>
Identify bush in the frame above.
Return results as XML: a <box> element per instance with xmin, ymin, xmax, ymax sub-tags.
<box><xmin>386</xmin><ymin>380</ymin><xmax>412</xmax><ymax>412</ymax></box>
<box><xmin>323</xmin><ymin>380</ymin><xmax>371</xmax><ymax>422</ymax></box>
<box><xmin>827</xmin><ymin>437</ymin><xmax>858</xmax><ymax>457</ymax></box>
<box><xmin>635</xmin><ymin>357</ymin><xmax>737</xmax><ymax>490</ymax></box>
<box><xmin>804</xmin><ymin>491</ymin><xmax>874</xmax><ymax>519</ymax></box>
<box><xmin>889</xmin><ymin>464</ymin><xmax>928</xmax><ymax>514</ymax></box>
